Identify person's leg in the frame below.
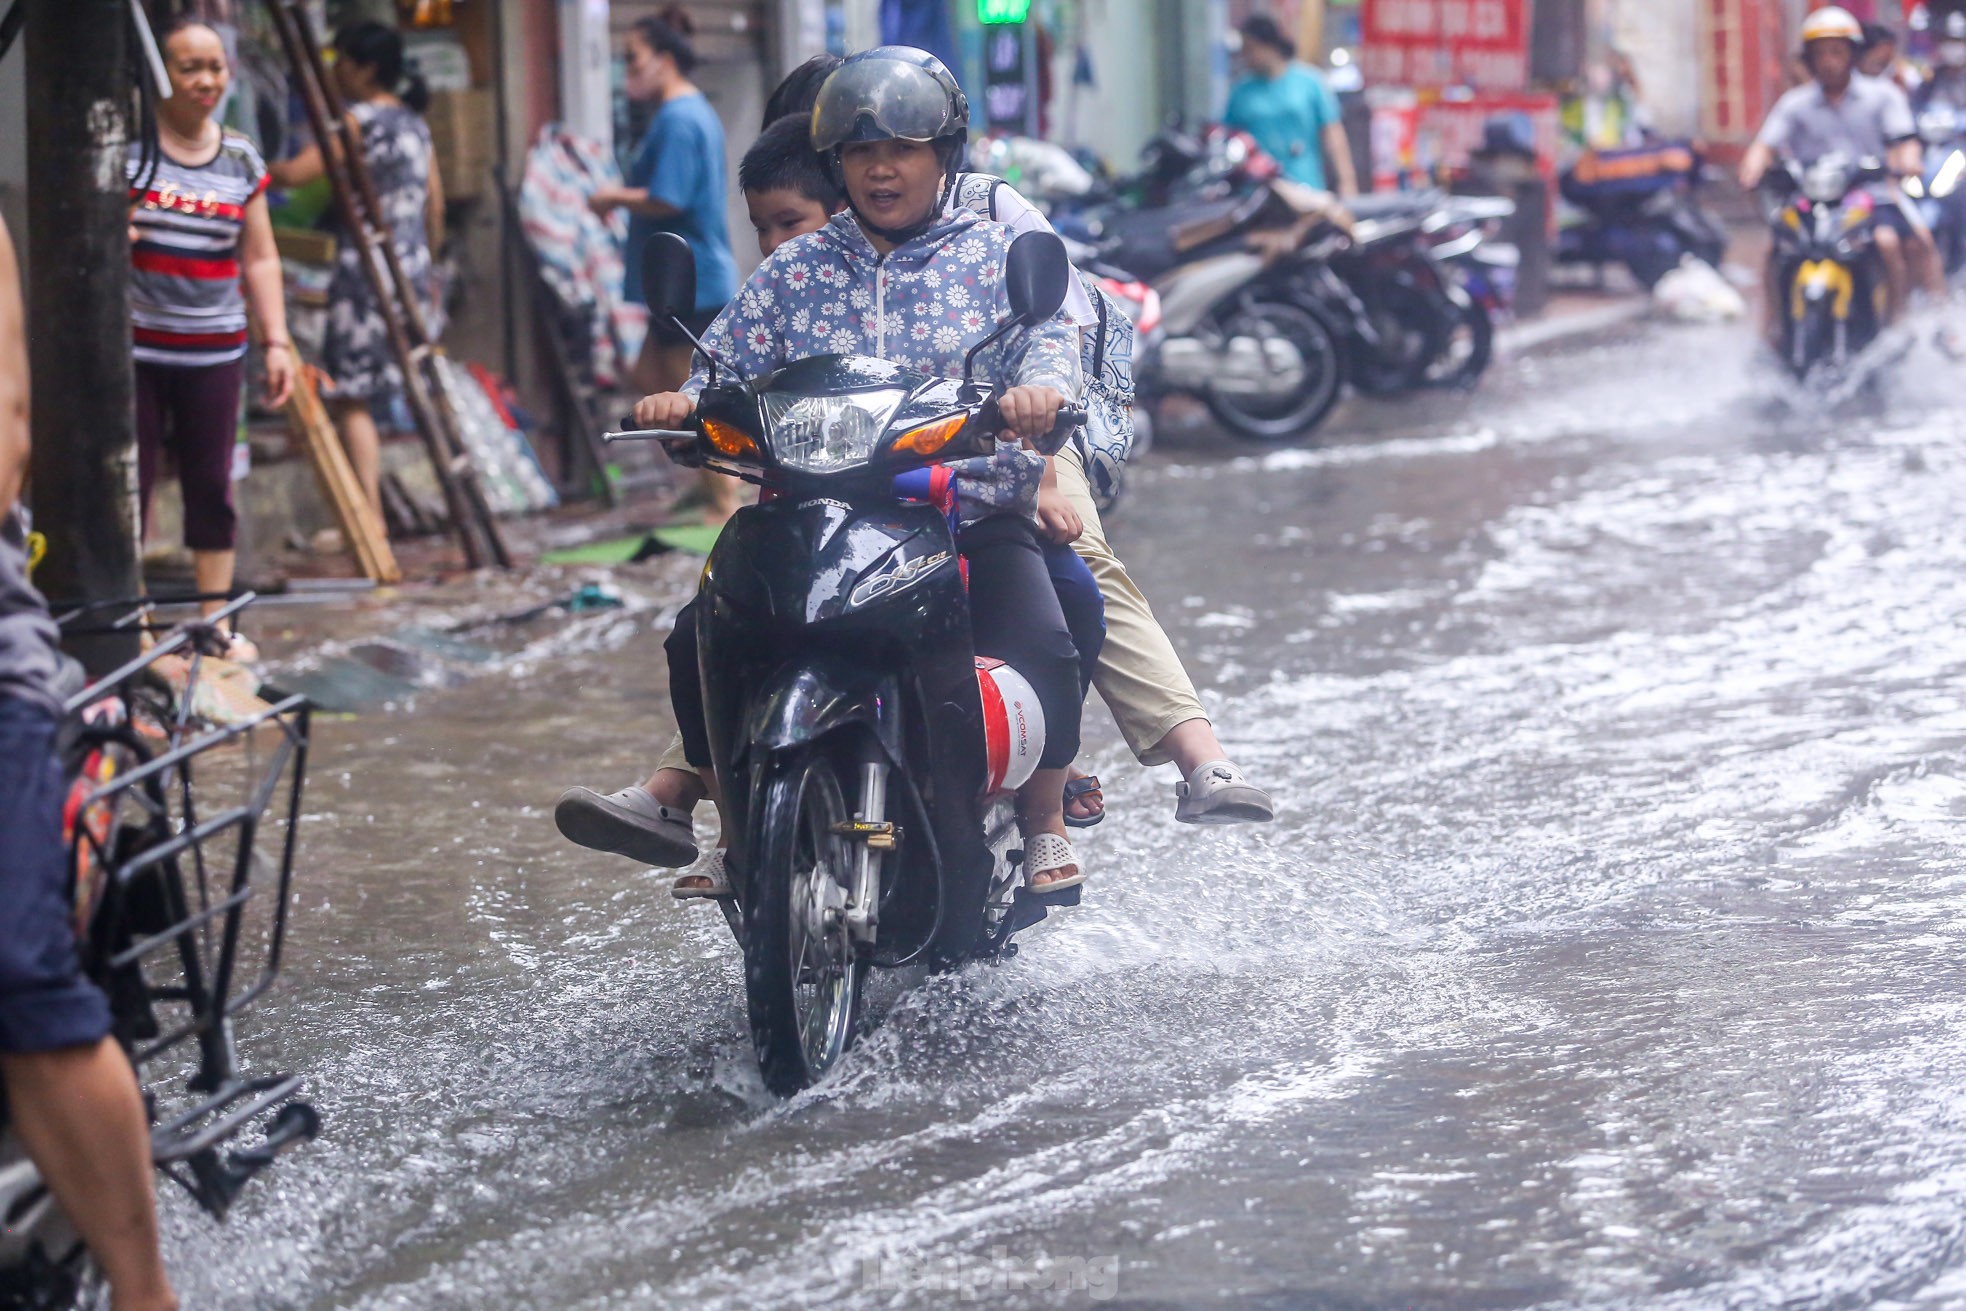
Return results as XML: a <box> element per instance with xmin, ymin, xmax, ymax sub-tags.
<box><xmin>1762</xmin><ymin>252</ymin><xmax>1786</xmax><ymax>350</ymax></box>
<box><xmin>132</xmin><ymin>363</ymin><xmax>168</xmax><ymax>545</ymax></box>
<box><xmin>330</xmin><ymin>399</ymin><xmax>383</xmax><ymax>523</ymax></box>
<box><xmin>639</xmin><ymin>735</ymin><xmax>704</xmax><ymax>805</ymax></box>
<box><xmin>964</xmin><ymin>516</ymin><xmax>1084</xmax><ymax>888</ymax></box>
<box><xmin>1043</xmin><ymin>539</ymin><xmax>1106</xmax><ymax>696</ymax></box>
<box><xmin>1050</xmin><ymin>446</ymin><xmax>1207</xmax><ymax>765</ymax></box>
<box><xmin>555</xmin><ymin>598</ymin><xmax>703</xmax><ymax>869</ymax></box>
<box><xmin>1876</xmin><ymin>224</ymin><xmax>1910</xmax><ymax>323</ymax></box>
<box><xmin>1910</xmin><ymin>224</ymin><xmax>1950</xmax><ymax>300</ymax></box>
<box><xmin>1</xmin><ymin>1043</ymin><xmax>176</xmax><ymax>1311</ymax></box>
<box><xmin>1052</xmin><ymin>445</ymin><xmax>1274</xmax><ymax>821</ymax></box>
<box><xmin>0</xmin><ymin>696</ymin><xmax>175</xmax><ymax>1311</ymax></box>
<box><xmin>175</xmin><ymin>360</ymin><xmax>245</xmax><ymax>624</ymax></box>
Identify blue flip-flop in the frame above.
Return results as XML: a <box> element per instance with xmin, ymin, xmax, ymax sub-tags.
<box><xmin>1063</xmin><ymin>774</ymin><xmax>1105</xmax><ymax>829</ymax></box>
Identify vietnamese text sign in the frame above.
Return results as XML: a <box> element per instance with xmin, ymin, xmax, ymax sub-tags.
<box><xmin>1360</xmin><ymin>0</ymin><xmax>1529</xmax><ymax>89</ymax></box>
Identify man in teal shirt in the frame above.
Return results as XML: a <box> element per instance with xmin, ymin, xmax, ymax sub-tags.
<box><xmin>1224</xmin><ymin>14</ymin><xmax>1358</xmax><ymax>196</ymax></box>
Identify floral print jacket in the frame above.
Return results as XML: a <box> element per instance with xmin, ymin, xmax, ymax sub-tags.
<box><xmin>684</xmin><ymin>209</ymin><xmax>1081</xmax><ymax>525</ymax></box>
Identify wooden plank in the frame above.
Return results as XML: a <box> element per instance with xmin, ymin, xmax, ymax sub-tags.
<box><xmin>286</xmin><ymin>366</ymin><xmax>401</xmax><ymax>585</ymax></box>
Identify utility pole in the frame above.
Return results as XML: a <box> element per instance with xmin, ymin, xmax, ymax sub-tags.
<box><xmin>25</xmin><ymin>0</ymin><xmax>140</xmax><ymax>669</ymax></box>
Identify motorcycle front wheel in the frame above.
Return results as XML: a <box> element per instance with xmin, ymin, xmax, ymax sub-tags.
<box><xmin>1352</xmin><ymin>281</ymin><xmax>1448</xmax><ymax>397</ymax></box>
<box><xmin>1426</xmin><ymin>297</ymin><xmax>1496</xmax><ymax>391</ymax></box>
<box><xmin>1205</xmin><ymin>298</ymin><xmax>1347</xmax><ymax>443</ymax></box>
<box><xmin>742</xmin><ymin>751</ymin><xmax>865</xmax><ymax>1096</ymax></box>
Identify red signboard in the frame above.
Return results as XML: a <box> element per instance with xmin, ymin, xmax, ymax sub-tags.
<box><xmin>1359</xmin><ymin>0</ymin><xmax>1529</xmax><ymax>90</ymax></box>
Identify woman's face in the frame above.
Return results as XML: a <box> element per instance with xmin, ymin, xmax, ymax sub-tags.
<box><xmin>624</xmin><ymin>33</ymin><xmax>671</xmax><ymax>103</ymax></box>
<box><xmin>840</xmin><ymin>139</ymin><xmax>943</xmax><ymax>234</ymax></box>
<box><xmin>332</xmin><ymin>55</ymin><xmax>377</xmax><ymax>101</ymax></box>
<box><xmin>164</xmin><ymin>25</ymin><xmax>229</xmax><ymax>120</ymax></box>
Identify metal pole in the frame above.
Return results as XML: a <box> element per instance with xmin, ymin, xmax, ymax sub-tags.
<box><xmin>25</xmin><ymin>0</ymin><xmax>141</xmax><ymax>670</ymax></box>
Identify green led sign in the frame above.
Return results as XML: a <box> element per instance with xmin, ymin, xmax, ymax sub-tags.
<box><xmin>978</xmin><ymin>0</ymin><xmax>1031</xmax><ymax>23</ymax></box>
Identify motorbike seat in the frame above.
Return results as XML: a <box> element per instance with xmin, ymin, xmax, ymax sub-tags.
<box><xmin>1346</xmin><ymin>191</ymin><xmax>1441</xmax><ymax>221</ymax></box>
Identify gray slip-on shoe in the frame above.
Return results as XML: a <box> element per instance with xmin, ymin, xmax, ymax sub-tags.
<box><xmin>555</xmin><ymin>785</ymin><xmax>699</xmax><ymax>867</ymax></box>
<box><xmin>1174</xmin><ymin>760</ymin><xmax>1275</xmax><ymax>825</ymax></box>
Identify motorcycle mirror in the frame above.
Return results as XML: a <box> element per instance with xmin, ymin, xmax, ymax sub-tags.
<box><xmin>642</xmin><ymin>232</ymin><xmax>697</xmax><ymax>321</ymax></box>
<box><xmin>961</xmin><ymin>231</ymin><xmax>1074</xmax><ymax>396</ymax></box>
<box><xmin>641</xmin><ymin>231</ymin><xmax>727</xmax><ymax>385</ymax></box>
<box><xmin>1005</xmin><ymin>231</ymin><xmax>1072</xmax><ymax>327</ymax></box>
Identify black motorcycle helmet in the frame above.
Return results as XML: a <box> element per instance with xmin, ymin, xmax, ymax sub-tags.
<box><xmin>810</xmin><ymin>46</ymin><xmax>970</xmax><ymax>245</ymax></box>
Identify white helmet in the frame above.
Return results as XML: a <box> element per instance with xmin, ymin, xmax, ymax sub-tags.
<box><xmin>1800</xmin><ymin>6</ymin><xmax>1864</xmax><ymax>47</ymax></box>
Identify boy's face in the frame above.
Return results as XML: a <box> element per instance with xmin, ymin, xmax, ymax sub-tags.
<box><xmin>747</xmin><ymin>187</ymin><xmax>837</xmax><ymax>258</ymax></box>
<box><xmin>839</xmin><ymin>139</ymin><xmax>944</xmax><ymax>234</ymax></box>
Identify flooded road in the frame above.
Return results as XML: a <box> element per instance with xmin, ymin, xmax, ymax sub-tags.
<box><xmin>169</xmin><ymin>322</ymin><xmax>1966</xmax><ymax>1309</ymax></box>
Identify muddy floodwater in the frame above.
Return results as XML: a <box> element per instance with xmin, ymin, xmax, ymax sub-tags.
<box><xmin>166</xmin><ymin>324</ymin><xmax>1966</xmax><ymax>1309</ymax></box>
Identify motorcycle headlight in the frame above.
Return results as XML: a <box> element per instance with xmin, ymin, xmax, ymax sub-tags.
<box><xmin>761</xmin><ymin>390</ymin><xmax>906</xmax><ymax>474</ymax></box>
<box><xmin>1802</xmin><ymin>158</ymin><xmax>1855</xmax><ymax>205</ymax></box>
<box><xmin>1933</xmin><ymin>151</ymin><xmax>1966</xmax><ymax>198</ymax></box>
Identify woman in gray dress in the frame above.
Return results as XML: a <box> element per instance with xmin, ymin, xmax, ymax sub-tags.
<box><xmin>270</xmin><ymin>21</ymin><xmax>444</xmax><ymax>525</ymax></box>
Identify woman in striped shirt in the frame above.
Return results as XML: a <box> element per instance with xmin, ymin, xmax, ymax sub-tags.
<box><xmin>127</xmin><ymin>18</ymin><xmax>293</xmax><ymax>653</ymax></box>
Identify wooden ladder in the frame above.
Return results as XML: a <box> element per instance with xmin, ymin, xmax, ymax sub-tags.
<box><xmin>268</xmin><ymin>1</ymin><xmax>511</xmax><ymax>570</ymax></box>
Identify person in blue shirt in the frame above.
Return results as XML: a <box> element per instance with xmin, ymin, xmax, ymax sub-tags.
<box><xmin>1224</xmin><ymin>14</ymin><xmax>1358</xmax><ymax>197</ymax></box>
<box><xmin>589</xmin><ymin>7</ymin><xmax>743</xmax><ymax>521</ymax></box>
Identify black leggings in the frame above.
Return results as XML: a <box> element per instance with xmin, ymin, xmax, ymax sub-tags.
<box><xmin>667</xmin><ymin>514</ymin><xmax>1083</xmax><ymax>773</ymax></box>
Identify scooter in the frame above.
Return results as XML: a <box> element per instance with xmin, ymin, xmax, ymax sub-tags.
<box><xmin>608</xmin><ymin>232</ymin><xmax>1089</xmax><ymax>1096</ymax></box>
<box><xmin>1763</xmin><ymin>154</ymin><xmax>1892</xmax><ymax>383</ymax></box>
<box><xmin>1558</xmin><ymin>138</ymin><xmax>1728</xmax><ymax>288</ymax></box>
<box><xmin>1308</xmin><ymin>190</ymin><xmax>1514</xmax><ymax>395</ymax></box>
<box><xmin>1904</xmin><ymin>103</ymin><xmax>1966</xmax><ymax>275</ymax></box>
<box><xmin>0</xmin><ymin>598</ymin><xmax>317</xmax><ymax>1308</ymax></box>
<box><xmin>1067</xmin><ymin>181</ymin><xmax>1351</xmax><ymax>443</ymax></box>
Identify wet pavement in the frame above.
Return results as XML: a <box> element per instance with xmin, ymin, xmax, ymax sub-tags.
<box><xmin>165</xmin><ymin>320</ymin><xmax>1966</xmax><ymax>1309</ymax></box>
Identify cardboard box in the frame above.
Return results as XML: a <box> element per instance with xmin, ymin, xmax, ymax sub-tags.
<box><xmin>427</xmin><ymin>87</ymin><xmax>494</xmax><ymax>201</ymax></box>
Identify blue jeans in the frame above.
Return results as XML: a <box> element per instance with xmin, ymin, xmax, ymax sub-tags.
<box><xmin>0</xmin><ymin>693</ymin><xmax>112</xmax><ymax>1054</ymax></box>
<box><xmin>1043</xmin><ymin>539</ymin><xmax>1105</xmax><ymax>696</ymax></box>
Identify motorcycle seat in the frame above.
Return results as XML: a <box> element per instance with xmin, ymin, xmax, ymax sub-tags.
<box><xmin>1346</xmin><ymin>191</ymin><xmax>1441</xmax><ymax>221</ymax></box>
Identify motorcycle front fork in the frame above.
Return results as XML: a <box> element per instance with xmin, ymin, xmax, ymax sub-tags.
<box><xmin>840</xmin><ymin>761</ymin><xmax>890</xmax><ymax>946</ymax></box>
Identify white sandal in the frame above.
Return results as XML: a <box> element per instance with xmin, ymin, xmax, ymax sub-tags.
<box><xmin>1024</xmin><ymin>831</ymin><xmax>1085</xmax><ymax>894</ymax></box>
<box><xmin>671</xmin><ymin>850</ymin><xmax>733</xmax><ymax>901</ymax></box>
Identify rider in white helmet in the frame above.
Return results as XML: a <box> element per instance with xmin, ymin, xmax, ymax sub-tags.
<box><xmin>1739</xmin><ymin>6</ymin><xmax>1947</xmax><ymax>341</ymax></box>
<box><xmin>1916</xmin><ymin>11</ymin><xmax>1966</xmax><ymax>113</ymax></box>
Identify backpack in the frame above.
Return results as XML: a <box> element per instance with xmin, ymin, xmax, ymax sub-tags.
<box><xmin>954</xmin><ymin>173</ymin><xmax>1137</xmax><ymax>507</ymax></box>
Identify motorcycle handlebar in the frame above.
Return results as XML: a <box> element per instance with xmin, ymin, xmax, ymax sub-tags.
<box><xmin>973</xmin><ymin>398</ymin><xmax>1089</xmax><ymax>448</ymax></box>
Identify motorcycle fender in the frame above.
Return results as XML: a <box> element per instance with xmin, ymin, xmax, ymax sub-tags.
<box><xmin>1435</xmin><ymin>265</ymin><xmax>1475</xmax><ymax>311</ymax></box>
<box><xmin>745</xmin><ymin>660</ymin><xmax>905</xmax><ymax>763</ymax></box>
<box><xmin>1791</xmin><ymin>260</ymin><xmax>1854</xmax><ymax>321</ymax></box>
<box><xmin>1155</xmin><ymin>251</ymin><xmax>1267</xmax><ymax>335</ymax></box>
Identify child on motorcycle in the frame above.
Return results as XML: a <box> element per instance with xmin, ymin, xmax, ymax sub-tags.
<box><xmin>557</xmin><ymin>64</ymin><xmax>1275</xmax><ymax>888</ymax></box>
<box><xmin>629</xmin><ymin>48</ymin><xmax>1089</xmax><ymax>895</ymax></box>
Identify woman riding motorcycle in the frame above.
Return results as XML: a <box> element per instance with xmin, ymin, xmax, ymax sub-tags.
<box><xmin>634</xmin><ymin>47</ymin><xmax>1090</xmax><ymax>896</ymax></box>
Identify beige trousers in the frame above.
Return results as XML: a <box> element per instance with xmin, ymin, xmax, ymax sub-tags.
<box><xmin>650</xmin><ymin>442</ymin><xmax>1208</xmax><ymax>776</ymax></box>
<box><xmin>1051</xmin><ymin>440</ymin><xmax>1208</xmax><ymax>765</ymax></box>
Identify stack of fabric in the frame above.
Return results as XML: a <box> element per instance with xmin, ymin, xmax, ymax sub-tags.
<box><xmin>517</xmin><ymin>125</ymin><xmax>647</xmax><ymax>389</ymax></box>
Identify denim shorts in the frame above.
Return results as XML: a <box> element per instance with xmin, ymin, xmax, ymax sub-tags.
<box><xmin>0</xmin><ymin>693</ymin><xmax>112</xmax><ymax>1054</ymax></box>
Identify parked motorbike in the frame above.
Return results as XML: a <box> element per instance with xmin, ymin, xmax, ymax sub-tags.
<box><xmin>1763</xmin><ymin>154</ymin><xmax>1892</xmax><ymax>382</ymax></box>
<box><xmin>608</xmin><ymin>232</ymin><xmax>1090</xmax><ymax>1096</ymax></box>
<box><xmin>1306</xmin><ymin>190</ymin><xmax>1515</xmax><ymax>395</ymax></box>
<box><xmin>1904</xmin><ymin>103</ymin><xmax>1966</xmax><ymax>274</ymax></box>
<box><xmin>1</xmin><ymin>597</ymin><xmax>317</xmax><ymax>1308</ymax></box>
<box><xmin>1558</xmin><ymin>139</ymin><xmax>1728</xmax><ymax>288</ymax></box>
<box><xmin>1064</xmin><ymin>182</ymin><xmax>1350</xmax><ymax>443</ymax></box>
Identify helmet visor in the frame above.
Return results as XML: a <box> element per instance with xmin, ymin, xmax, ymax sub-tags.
<box><xmin>812</xmin><ymin>55</ymin><xmax>965</xmax><ymax>152</ymax></box>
